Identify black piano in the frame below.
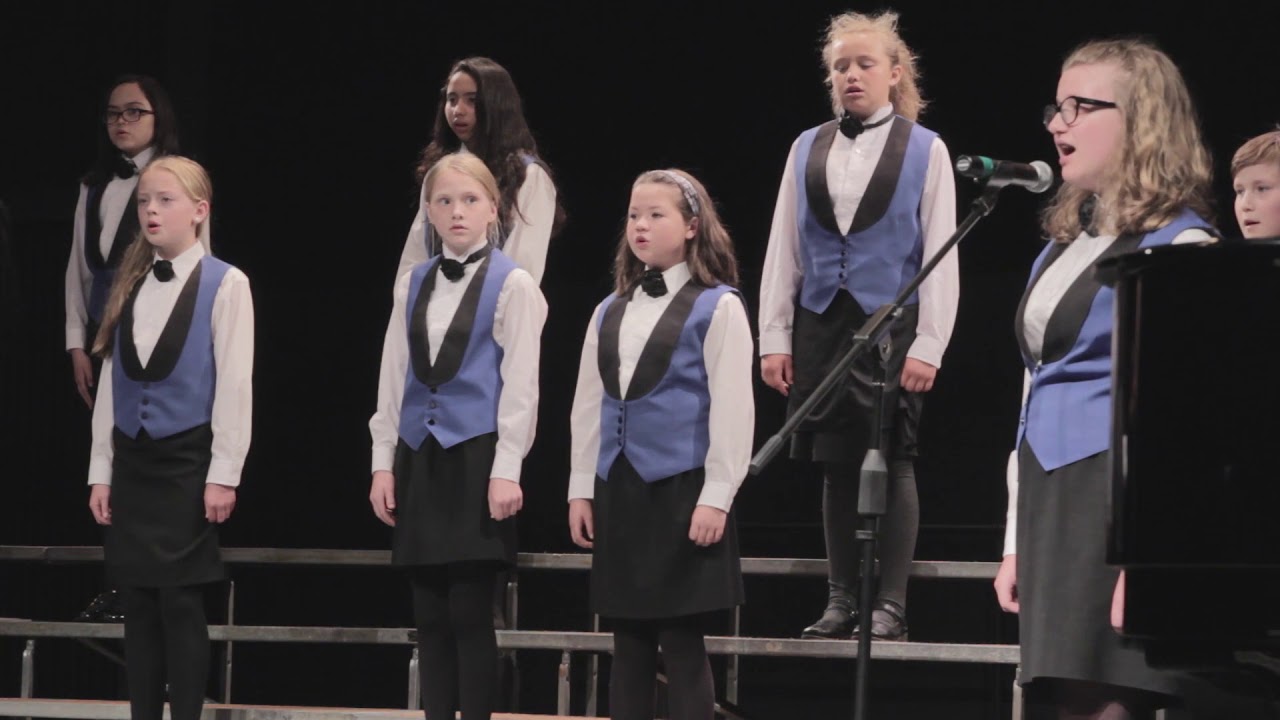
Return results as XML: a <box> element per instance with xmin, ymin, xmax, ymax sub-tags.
<box><xmin>1100</xmin><ymin>238</ymin><xmax>1280</xmax><ymax>715</ymax></box>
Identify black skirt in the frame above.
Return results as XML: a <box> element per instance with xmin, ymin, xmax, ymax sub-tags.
<box><xmin>391</xmin><ymin>433</ymin><xmax>516</xmax><ymax>567</ymax></box>
<box><xmin>590</xmin><ymin>456</ymin><xmax>744</xmax><ymax>619</ymax></box>
<box><xmin>105</xmin><ymin>424</ymin><xmax>224</xmax><ymax>588</ymax></box>
<box><xmin>1015</xmin><ymin>443</ymin><xmax>1180</xmax><ymax>696</ymax></box>
<box><xmin>788</xmin><ymin>291</ymin><xmax>922</xmax><ymax>463</ymax></box>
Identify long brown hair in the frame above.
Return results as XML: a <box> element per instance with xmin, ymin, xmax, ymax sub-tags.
<box><xmin>1041</xmin><ymin>38</ymin><xmax>1213</xmax><ymax>243</ymax></box>
<box><xmin>613</xmin><ymin>170</ymin><xmax>738</xmax><ymax>296</ymax></box>
<box><xmin>92</xmin><ymin>156</ymin><xmax>213</xmax><ymax>356</ymax></box>
<box><xmin>414</xmin><ymin>57</ymin><xmax>565</xmax><ymax>239</ymax></box>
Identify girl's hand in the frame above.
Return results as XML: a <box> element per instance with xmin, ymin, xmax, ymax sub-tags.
<box><xmin>71</xmin><ymin>348</ymin><xmax>95</xmax><ymax>408</ymax></box>
<box><xmin>370</xmin><ymin>471</ymin><xmax>396</xmax><ymax>527</ymax></box>
<box><xmin>205</xmin><ymin>484</ymin><xmax>236</xmax><ymax>524</ymax></box>
<box><xmin>89</xmin><ymin>485</ymin><xmax>111</xmax><ymax>525</ymax></box>
<box><xmin>488</xmin><ymin>478</ymin><xmax>523</xmax><ymax>521</ymax></box>
<box><xmin>689</xmin><ymin>505</ymin><xmax>727</xmax><ymax>547</ymax></box>
<box><xmin>568</xmin><ymin>499</ymin><xmax>594</xmax><ymax>549</ymax></box>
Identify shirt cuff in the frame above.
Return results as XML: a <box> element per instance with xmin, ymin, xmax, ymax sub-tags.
<box><xmin>490</xmin><ymin>450</ymin><xmax>524</xmax><ymax>484</ymax></box>
<box><xmin>906</xmin><ymin>335</ymin><xmax>944</xmax><ymax>369</ymax></box>
<box><xmin>67</xmin><ymin>326</ymin><xmax>86</xmax><ymax>352</ymax></box>
<box><xmin>371</xmin><ymin>444</ymin><xmax>396</xmax><ymax>475</ymax></box>
<box><xmin>695</xmin><ymin>479</ymin><xmax>734</xmax><ymax>512</ymax></box>
<box><xmin>759</xmin><ymin>330</ymin><xmax>793</xmax><ymax>357</ymax></box>
<box><xmin>206</xmin><ymin>458</ymin><xmax>243</xmax><ymax>488</ymax></box>
<box><xmin>88</xmin><ymin>457</ymin><xmax>112</xmax><ymax>486</ymax></box>
<box><xmin>568</xmin><ymin>471</ymin><xmax>596</xmax><ymax>501</ymax></box>
<box><xmin>1003</xmin><ymin>524</ymin><xmax>1016</xmax><ymax>557</ymax></box>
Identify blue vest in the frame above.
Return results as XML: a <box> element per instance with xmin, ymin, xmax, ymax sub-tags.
<box><xmin>795</xmin><ymin>117</ymin><xmax>934</xmax><ymax>315</ymax></box>
<box><xmin>1016</xmin><ymin>209</ymin><xmax>1213</xmax><ymax>471</ymax></box>
<box><xmin>595</xmin><ymin>282</ymin><xmax>737</xmax><ymax>483</ymax></box>
<box><xmin>84</xmin><ymin>182</ymin><xmax>140</xmax><ymax>324</ymax></box>
<box><xmin>113</xmin><ymin>256</ymin><xmax>231</xmax><ymax>440</ymax></box>
<box><xmin>398</xmin><ymin>248</ymin><xmax>516</xmax><ymax>450</ymax></box>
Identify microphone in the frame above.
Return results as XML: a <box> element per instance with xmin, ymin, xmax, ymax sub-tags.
<box><xmin>955</xmin><ymin>155</ymin><xmax>1054</xmax><ymax>193</ymax></box>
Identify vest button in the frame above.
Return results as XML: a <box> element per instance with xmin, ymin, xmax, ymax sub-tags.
<box><xmin>429</xmin><ymin>387</ymin><xmax>439</xmax><ymax>394</ymax></box>
<box><xmin>428</xmin><ymin>419</ymin><xmax>436</xmax><ymax>426</ymax></box>
<box><xmin>140</xmin><ymin>412</ymin><xmax>150</xmax><ymax>420</ymax></box>
<box><xmin>616</xmin><ymin>428</ymin><xmax>623</xmax><ymax>436</ymax></box>
<box><xmin>838</xmin><ymin>272</ymin><xmax>846</xmax><ymax>280</ymax></box>
<box><xmin>617</xmin><ymin>439</ymin><xmax>623</xmax><ymax>447</ymax></box>
<box><xmin>429</xmin><ymin>401</ymin><xmax>438</xmax><ymax>409</ymax></box>
<box><xmin>141</xmin><ymin>397</ymin><xmax>150</xmax><ymax>405</ymax></box>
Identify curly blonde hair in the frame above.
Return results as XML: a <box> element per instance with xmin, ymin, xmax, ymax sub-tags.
<box><xmin>1041</xmin><ymin>38</ymin><xmax>1213</xmax><ymax>243</ymax></box>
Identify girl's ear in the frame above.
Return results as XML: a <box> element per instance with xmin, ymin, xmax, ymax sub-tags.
<box><xmin>684</xmin><ymin>216</ymin><xmax>699</xmax><ymax>241</ymax></box>
<box><xmin>193</xmin><ymin>199</ymin><xmax>210</xmax><ymax>225</ymax></box>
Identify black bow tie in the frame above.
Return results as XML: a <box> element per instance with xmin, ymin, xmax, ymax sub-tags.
<box><xmin>1079</xmin><ymin>194</ymin><xmax>1099</xmax><ymax>235</ymax></box>
<box><xmin>152</xmin><ymin>259</ymin><xmax>175</xmax><ymax>282</ymax></box>
<box><xmin>439</xmin><ymin>247</ymin><xmax>489</xmax><ymax>281</ymax></box>
<box><xmin>114</xmin><ymin>155</ymin><xmax>138</xmax><ymax>180</ymax></box>
<box><xmin>640</xmin><ymin>269</ymin><xmax>668</xmax><ymax>298</ymax></box>
<box><xmin>838</xmin><ymin>111</ymin><xmax>892</xmax><ymax>140</ymax></box>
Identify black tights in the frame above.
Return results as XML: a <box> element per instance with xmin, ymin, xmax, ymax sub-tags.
<box><xmin>609</xmin><ymin>615</ymin><xmax>714</xmax><ymax>720</ymax></box>
<box><xmin>409</xmin><ymin>563</ymin><xmax>500</xmax><ymax>720</ymax></box>
<box><xmin>823</xmin><ymin>459</ymin><xmax>919</xmax><ymax>607</ymax></box>
<box><xmin>119</xmin><ymin>585</ymin><xmax>209</xmax><ymax>720</ymax></box>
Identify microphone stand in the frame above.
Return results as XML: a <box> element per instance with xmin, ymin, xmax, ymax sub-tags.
<box><xmin>749</xmin><ymin>181</ymin><xmax>1006</xmax><ymax>720</ymax></box>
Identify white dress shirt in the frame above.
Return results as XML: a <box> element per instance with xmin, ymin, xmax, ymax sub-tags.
<box><xmin>371</xmin><ymin>240</ymin><xmax>547</xmax><ymax>482</ymax></box>
<box><xmin>567</xmin><ymin>263</ymin><xmax>755</xmax><ymax>511</ymax></box>
<box><xmin>758</xmin><ymin>105</ymin><xmax>959</xmax><ymax>368</ymax></box>
<box><xmin>396</xmin><ymin>157</ymin><xmax>556</xmax><ymax>285</ymax></box>
<box><xmin>88</xmin><ymin>242</ymin><xmax>254</xmax><ymax>488</ymax></box>
<box><xmin>1002</xmin><ymin>227</ymin><xmax>1214</xmax><ymax>555</ymax></box>
<box><xmin>65</xmin><ymin>147</ymin><xmax>214</xmax><ymax>350</ymax></box>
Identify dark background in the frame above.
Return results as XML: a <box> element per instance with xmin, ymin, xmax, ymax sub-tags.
<box><xmin>1</xmin><ymin>1</ymin><xmax>1276</xmax><ymax>717</ymax></box>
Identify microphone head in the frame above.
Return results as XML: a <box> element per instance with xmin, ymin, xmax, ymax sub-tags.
<box><xmin>954</xmin><ymin>155</ymin><xmax>988</xmax><ymax>176</ymax></box>
<box><xmin>1028</xmin><ymin>160</ymin><xmax>1055</xmax><ymax>194</ymax></box>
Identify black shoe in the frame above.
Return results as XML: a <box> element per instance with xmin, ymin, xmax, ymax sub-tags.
<box><xmin>850</xmin><ymin>598</ymin><xmax>908</xmax><ymax>641</ymax></box>
<box><xmin>801</xmin><ymin>603</ymin><xmax>859</xmax><ymax>639</ymax></box>
<box><xmin>77</xmin><ymin>590</ymin><xmax>125</xmax><ymax>623</ymax></box>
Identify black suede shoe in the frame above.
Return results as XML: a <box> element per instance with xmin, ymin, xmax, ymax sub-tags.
<box><xmin>850</xmin><ymin>598</ymin><xmax>908</xmax><ymax>641</ymax></box>
<box><xmin>77</xmin><ymin>590</ymin><xmax>125</xmax><ymax>623</ymax></box>
<box><xmin>801</xmin><ymin>602</ymin><xmax>859</xmax><ymax>639</ymax></box>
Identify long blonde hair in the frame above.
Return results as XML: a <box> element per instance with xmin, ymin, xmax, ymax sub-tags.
<box><xmin>421</xmin><ymin>153</ymin><xmax>503</xmax><ymax>246</ymax></box>
<box><xmin>821</xmin><ymin>10</ymin><xmax>925</xmax><ymax>122</ymax></box>
<box><xmin>1042</xmin><ymin>38</ymin><xmax>1213</xmax><ymax>243</ymax></box>
<box><xmin>614</xmin><ymin>170</ymin><xmax>739</xmax><ymax>296</ymax></box>
<box><xmin>92</xmin><ymin>156</ymin><xmax>213</xmax><ymax>356</ymax></box>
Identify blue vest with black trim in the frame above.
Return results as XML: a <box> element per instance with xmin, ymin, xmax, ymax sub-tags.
<box><xmin>112</xmin><ymin>256</ymin><xmax>230</xmax><ymax>440</ymax></box>
<box><xmin>398</xmin><ymin>249</ymin><xmax>516</xmax><ymax>450</ymax></box>
<box><xmin>595</xmin><ymin>282</ymin><xmax>737</xmax><ymax>483</ymax></box>
<box><xmin>1016</xmin><ymin>209</ymin><xmax>1214</xmax><ymax>471</ymax></box>
<box><xmin>794</xmin><ymin>117</ymin><xmax>935</xmax><ymax>315</ymax></box>
<box><xmin>83</xmin><ymin>182</ymin><xmax>141</xmax><ymax>324</ymax></box>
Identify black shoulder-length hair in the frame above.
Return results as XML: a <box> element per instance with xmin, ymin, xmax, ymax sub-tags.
<box><xmin>82</xmin><ymin>74</ymin><xmax>180</xmax><ymax>186</ymax></box>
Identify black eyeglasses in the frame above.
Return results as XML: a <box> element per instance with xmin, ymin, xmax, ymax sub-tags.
<box><xmin>103</xmin><ymin>108</ymin><xmax>155</xmax><ymax>125</ymax></box>
<box><xmin>1043</xmin><ymin>96</ymin><xmax>1118</xmax><ymax>128</ymax></box>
